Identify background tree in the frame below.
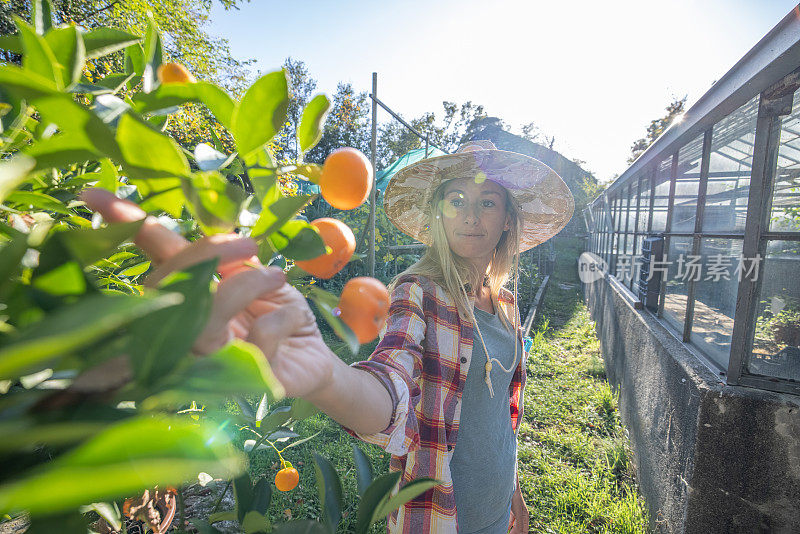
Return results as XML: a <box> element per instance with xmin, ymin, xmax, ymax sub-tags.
<box><xmin>272</xmin><ymin>57</ymin><xmax>319</xmax><ymax>162</ymax></box>
<box><xmin>628</xmin><ymin>96</ymin><xmax>687</xmax><ymax>164</ymax></box>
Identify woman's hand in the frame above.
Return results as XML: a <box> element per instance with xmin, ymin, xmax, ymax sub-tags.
<box><xmin>79</xmin><ymin>188</ymin><xmax>340</xmax><ymax>398</ymax></box>
<box><xmin>509</xmin><ymin>475</ymin><xmax>529</xmax><ymax>533</ymax></box>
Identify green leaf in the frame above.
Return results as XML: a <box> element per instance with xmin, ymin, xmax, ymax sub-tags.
<box><xmin>80</xmin><ymin>157</ymin><xmax>119</xmax><ymax>192</ymax></box>
<box><xmin>0</xmin><ymin>292</ymin><xmax>181</xmax><ymax>381</ymax></box>
<box><xmin>134</xmin><ymin>82</ymin><xmax>235</xmax><ymax>130</ymax></box>
<box><xmin>294</xmin><ymin>163</ymin><xmax>322</xmax><ymax>185</ymax></box>
<box><xmin>129</xmin><ymin>177</ymin><xmax>185</xmax><ymax>217</ymax></box>
<box><xmin>374</xmin><ymin>477</ymin><xmax>441</xmax><ymax>519</ymax></box>
<box><xmin>126</xmin><ymin>260</ymin><xmax>214</xmax><ymax>383</ymax></box>
<box><xmin>258</xmin><ymin>405</ymin><xmax>291</xmax><ymax>434</ymax></box>
<box><xmin>251</xmin><ymin>194</ymin><xmax>314</xmax><ymax>238</ymax></box>
<box><xmin>234</xmin><ymin>394</ymin><xmax>255</xmax><ymax>419</ymax></box>
<box><xmin>207</xmin><ymin>511</ymin><xmax>235</xmax><ymax>523</ymax></box>
<box><xmin>234</xmin><ymin>472</ymin><xmax>254</xmax><ymax>523</ymax></box>
<box><xmin>0</xmin><ymin>416</ymin><xmax>246</xmax><ymax>517</ymax></box>
<box><xmin>50</xmin><ymin>220</ymin><xmax>145</xmax><ymax>268</ymax></box>
<box><xmin>0</xmin><ymin>154</ymin><xmax>36</xmax><ymax>204</ymax></box>
<box><xmin>92</xmin><ymin>73</ymin><xmax>134</xmax><ymax>93</ymax></box>
<box><xmin>31</xmin><ymin>95</ymin><xmax>122</xmax><ymax>162</ymax></box>
<box><xmin>124</xmin><ymin>42</ymin><xmax>145</xmax><ymax>79</ymax></box>
<box><xmin>0</xmin><ymin>420</ymin><xmax>108</xmax><ymax>454</ymax></box>
<box><xmin>241</xmin><ymin>510</ymin><xmax>269</xmax><ymax>534</ymax></box>
<box><xmin>91</xmin><ymin>93</ymin><xmax>131</xmax><ymax>125</ymax></box>
<box><xmin>269</xmin><ymin>219</ymin><xmax>327</xmax><ymax>261</ymax></box>
<box><xmin>5</xmin><ymin>190</ymin><xmax>70</xmax><ymax>214</ymax></box>
<box><xmin>0</xmin><ymin>64</ymin><xmax>57</xmax><ymax>101</ymax></box>
<box><xmin>272</xmin><ymin>521</ymin><xmax>328</xmax><ymax>534</ymax></box>
<box><xmin>25</xmin><ymin>135</ymin><xmax>98</xmax><ymax>171</ymax></box>
<box><xmin>182</xmin><ymin>171</ymin><xmax>246</xmax><ymax>234</ymax></box>
<box><xmin>82</xmin><ymin>27</ymin><xmax>141</xmax><ymax>59</ymax></box>
<box><xmin>312</xmin><ymin>453</ymin><xmax>343</xmax><ymax>533</ymax></box>
<box><xmin>190</xmin><ymin>519</ymin><xmax>223</xmax><ymax>533</ymax></box>
<box><xmin>308</xmin><ymin>287</ymin><xmax>360</xmax><ymax>356</ymax></box>
<box><xmin>146</xmin><ymin>339</ymin><xmax>286</xmax><ymax>407</ymax></box>
<box><xmin>298</xmin><ymin>94</ymin><xmax>331</xmax><ymax>153</ymax></box>
<box><xmin>116</xmin><ymin>113</ymin><xmax>189</xmax><ymax>177</ymax></box>
<box><xmin>0</xmin><ymin>227</ymin><xmax>29</xmax><ymax>297</ymax></box>
<box><xmin>0</xmin><ymin>34</ymin><xmax>22</xmax><ymax>54</ymax></box>
<box><xmin>31</xmin><ymin>261</ymin><xmax>86</xmax><ymax>295</ymax></box>
<box><xmin>194</xmin><ymin>143</ymin><xmax>228</xmax><ymax>171</ymax></box>
<box><xmin>31</xmin><ymin>0</ymin><xmax>53</xmax><ymax>35</ymax></box>
<box><xmin>232</xmin><ymin>70</ymin><xmax>289</xmax><ymax>158</ymax></box>
<box><xmin>351</xmin><ymin>444</ymin><xmax>374</xmax><ymax>498</ymax></box>
<box><xmin>354</xmin><ymin>471</ymin><xmax>401</xmax><ymax>534</ymax></box>
<box><xmin>44</xmin><ymin>25</ymin><xmax>84</xmax><ymax>87</ymax></box>
<box><xmin>142</xmin><ymin>15</ymin><xmax>163</xmax><ymax>93</ymax></box>
<box><xmin>289</xmin><ymin>397</ymin><xmax>319</xmax><ymax>420</ymax></box>
<box><xmin>244</xmin><ymin>148</ymin><xmax>278</xmax><ymax>202</ymax></box>
<box><xmin>119</xmin><ymin>261</ymin><xmax>150</xmax><ymax>278</ymax></box>
<box><xmin>251</xmin><ymin>477</ymin><xmax>272</xmax><ymax>515</ymax></box>
<box><xmin>255</xmin><ymin>393</ymin><xmax>269</xmax><ymax>427</ymax></box>
<box><xmin>26</xmin><ymin>511</ymin><xmax>89</xmax><ymax>533</ymax></box>
<box><xmin>80</xmin><ymin>502</ymin><xmax>121</xmax><ymax>532</ymax></box>
<box><xmin>275</xmin><ymin>430</ymin><xmax>320</xmax><ymax>452</ymax></box>
<box><xmin>15</xmin><ymin>18</ymin><xmax>59</xmax><ymax>87</ymax></box>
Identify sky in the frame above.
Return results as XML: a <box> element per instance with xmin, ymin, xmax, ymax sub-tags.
<box><xmin>209</xmin><ymin>0</ymin><xmax>798</xmax><ymax>184</ymax></box>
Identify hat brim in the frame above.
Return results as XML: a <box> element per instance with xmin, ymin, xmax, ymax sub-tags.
<box><xmin>383</xmin><ymin>148</ymin><xmax>575</xmax><ymax>253</ymax></box>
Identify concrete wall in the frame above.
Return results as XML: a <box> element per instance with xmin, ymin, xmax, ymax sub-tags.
<box><xmin>583</xmin><ymin>274</ymin><xmax>800</xmax><ymax>534</ymax></box>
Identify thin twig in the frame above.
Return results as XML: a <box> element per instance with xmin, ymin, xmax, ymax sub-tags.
<box><xmin>71</xmin><ymin>0</ymin><xmax>121</xmax><ymax>24</ymax></box>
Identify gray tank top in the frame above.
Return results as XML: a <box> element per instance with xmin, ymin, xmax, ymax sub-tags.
<box><xmin>450</xmin><ymin>306</ymin><xmax>521</xmax><ymax>533</ymax></box>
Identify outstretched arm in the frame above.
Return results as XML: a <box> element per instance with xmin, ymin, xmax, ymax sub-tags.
<box><xmin>80</xmin><ymin>188</ymin><xmax>393</xmax><ymax>435</ymax></box>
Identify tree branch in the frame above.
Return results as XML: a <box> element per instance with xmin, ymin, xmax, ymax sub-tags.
<box><xmin>71</xmin><ymin>0</ymin><xmax>121</xmax><ymax>24</ymax></box>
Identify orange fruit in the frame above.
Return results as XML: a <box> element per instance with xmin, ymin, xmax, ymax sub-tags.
<box><xmin>295</xmin><ymin>218</ymin><xmax>355</xmax><ymax>279</ymax></box>
<box><xmin>320</xmin><ymin>147</ymin><xmax>373</xmax><ymax>210</ymax></box>
<box><xmin>275</xmin><ymin>467</ymin><xmax>299</xmax><ymax>492</ymax></box>
<box><xmin>338</xmin><ymin>277</ymin><xmax>390</xmax><ymax>343</ymax></box>
<box><xmin>157</xmin><ymin>62</ymin><xmax>197</xmax><ymax>84</ymax></box>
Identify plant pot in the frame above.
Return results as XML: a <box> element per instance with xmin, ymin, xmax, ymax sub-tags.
<box><xmin>122</xmin><ymin>487</ymin><xmax>178</xmax><ymax>534</ymax></box>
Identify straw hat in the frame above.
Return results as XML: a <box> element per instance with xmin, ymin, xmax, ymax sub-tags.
<box><xmin>383</xmin><ymin>140</ymin><xmax>574</xmax><ymax>252</ymax></box>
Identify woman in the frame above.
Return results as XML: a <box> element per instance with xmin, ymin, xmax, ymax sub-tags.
<box><xmin>340</xmin><ymin>140</ymin><xmax>574</xmax><ymax>533</ymax></box>
<box><xmin>81</xmin><ymin>140</ymin><xmax>572</xmax><ymax>534</ymax></box>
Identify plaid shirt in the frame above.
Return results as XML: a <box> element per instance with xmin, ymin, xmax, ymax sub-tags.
<box><xmin>347</xmin><ymin>274</ymin><xmax>527</xmax><ymax>533</ymax></box>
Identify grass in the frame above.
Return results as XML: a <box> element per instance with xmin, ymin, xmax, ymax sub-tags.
<box><xmin>223</xmin><ymin>236</ymin><xmax>649</xmax><ymax>533</ymax></box>
<box><xmin>516</xmin><ymin>237</ymin><xmax>649</xmax><ymax>533</ymax></box>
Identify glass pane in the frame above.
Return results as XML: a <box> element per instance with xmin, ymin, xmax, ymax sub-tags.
<box><xmin>671</xmin><ymin>134</ymin><xmax>705</xmax><ymax>232</ymax></box>
<box><xmin>626</xmin><ymin>183</ymin><xmax>637</xmax><ymax>232</ymax></box>
<box><xmin>690</xmin><ymin>238</ymin><xmax>743</xmax><ymax>368</ymax></box>
<box><xmin>663</xmin><ymin>237</ymin><xmax>693</xmax><ymax>332</ymax></box>
<box><xmin>638</xmin><ymin>174</ymin><xmax>651</xmax><ymax>232</ymax></box>
<box><xmin>703</xmin><ymin>96</ymin><xmax>757</xmax><ymax>233</ymax></box>
<box><xmin>748</xmin><ymin>240</ymin><xmax>800</xmax><ymax>382</ymax></box>
<box><xmin>652</xmin><ymin>157</ymin><xmax>672</xmax><ymax>232</ymax></box>
<box><xmin>770</xmin><ymin>88</ymin><xmax>800</xmax><ymax>232</ymax></box>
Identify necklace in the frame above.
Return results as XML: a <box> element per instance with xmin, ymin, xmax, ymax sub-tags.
<box><xmin>454</xmin><ymin>264</ymin><xmax>520</xmax><ymax>398</ymax></box>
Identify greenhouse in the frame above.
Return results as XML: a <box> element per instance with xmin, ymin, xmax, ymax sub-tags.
<box><xmin>581</xmin><ymin>6</ymin><xmax>800</xmax><ymax>532</ymax></box>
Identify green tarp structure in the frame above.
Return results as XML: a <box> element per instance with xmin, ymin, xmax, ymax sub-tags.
<box><xmin>374</xmin><ymin>146</ymin><xmax>446</xmax><ymax>193</ymax></box>
<box><xmin>296</xmin><ymin>147</ymin><xmax>447</xmax><ymax>200</ymax></box>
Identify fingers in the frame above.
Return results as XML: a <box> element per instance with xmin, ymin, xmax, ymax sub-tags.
<box><xmin>80</xmin><ymin>188</ymin><xmax>189</xmax><ymax>263</ymax></box>
<box><xmin>145</xmin><ymin>233</ymin><xmax>259</xmax><ymax>287</ymax></box>
<box><xmin>247</xmin><ymin>304</ymin><xmax>313</xmax><ymax>363</ymax></box>
<box><xmin>194</xmin><ymin>267</ymin><xmax>286</xmax><ymax>353</ymax></box>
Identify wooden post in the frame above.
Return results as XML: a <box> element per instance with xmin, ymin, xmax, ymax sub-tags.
<box><xmin>369</xmin><ymin>72</ymin><xmax>377</xmax><ymax>277</ymax></box>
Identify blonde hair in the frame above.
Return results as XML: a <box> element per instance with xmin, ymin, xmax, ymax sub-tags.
<box><xmin>391</xmin><ymin>178</ymin><xmax>523</xmax><ymax>332</ymax></box>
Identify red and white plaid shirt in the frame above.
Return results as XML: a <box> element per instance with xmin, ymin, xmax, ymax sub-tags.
<box><xmin>347</xmin><ymin>274</ymin><xmax>527</xmax><ymax>533</ymax></box>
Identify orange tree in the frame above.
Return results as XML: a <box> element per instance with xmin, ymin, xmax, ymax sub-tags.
<box><xmin>0</xmin><ymin>3</ymin><xmax>437</xmax><ymax>532</ymax></box>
